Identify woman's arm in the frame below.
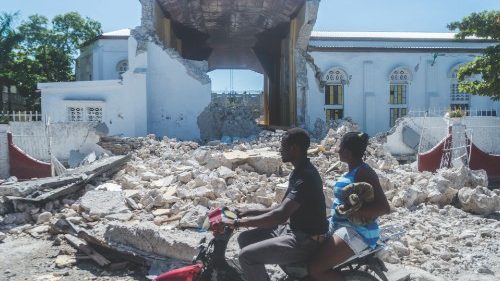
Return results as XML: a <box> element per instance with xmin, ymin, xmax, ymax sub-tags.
<box><xmin>353</xmin><ymin>166</ymin><xmax>391</xmax><ymax>220</ymax></box>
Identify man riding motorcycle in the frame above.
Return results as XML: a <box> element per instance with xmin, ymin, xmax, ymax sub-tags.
<box><xmin>222</xmin><ymin>128</ymin><xmax>328</xmax><ymax>281</ymax></box>
<box><xmin>223</xmin><ymin>130</ymin><xmax>391</xmax><ymax>281</ymax></box>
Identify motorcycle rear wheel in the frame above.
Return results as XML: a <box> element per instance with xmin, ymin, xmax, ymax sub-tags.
<box><xmin>342</xmin><ymin>270</ymin><xmax>380</xmax><ymax>281</ymax></box>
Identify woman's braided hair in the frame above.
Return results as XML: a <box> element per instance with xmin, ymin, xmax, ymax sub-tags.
<box><xmin>340</xmin><ymin>131</ymin><xmax>369</xmax><ymax>160</ymax></box>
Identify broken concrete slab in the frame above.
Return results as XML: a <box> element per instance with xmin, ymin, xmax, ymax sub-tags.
<box><xmin>0</xmin><ymin>155</ymin><xmax>130</xmax><ymax>202</ymax></box>
<box><xmin>80</xmin><ymin>191</ymin><xmax>130</xmax><ymax>217</ymax></box>
<box><xmin>219</xmin><ymin>148</ymin><xmax>281</xmax><ymax>175</ymax></box>
<box><xmin>104</xmin><ymin>222</ymin><xmax>204</xmax><ymax>262</ymax></box>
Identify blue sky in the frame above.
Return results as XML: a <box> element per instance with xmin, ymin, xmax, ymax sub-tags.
<box><xmin>2</xmin><ymin>0</ymin><xmax>499</xmax><ymax>91</ymax></box>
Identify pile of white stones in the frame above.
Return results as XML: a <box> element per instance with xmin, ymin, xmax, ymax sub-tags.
<box><xmin>1</xmin><ymin>121</ymin><xmax>499</xmax><ymax>280</ymax></box>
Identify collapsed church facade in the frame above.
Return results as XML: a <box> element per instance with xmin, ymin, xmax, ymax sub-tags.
<box><xmin>40</xmin><ymin>0</ymin><xmax>499</xmax><ymax>140</ymax></box>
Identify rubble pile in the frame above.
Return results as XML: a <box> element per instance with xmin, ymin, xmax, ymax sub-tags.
<box><xmin>1</xmin><ymin>121</ymin><xmax>499</xmax><ymax>280</ymax></box>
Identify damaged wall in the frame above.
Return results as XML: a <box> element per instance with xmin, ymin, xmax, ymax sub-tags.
<box><xmin>6</xmin><ymin>122</ymin><xmax>103</xmax><ymax>162</ymax></box>
<box><xmin>197</xmin><ymin>95</ymin><xmax>262</xmax><ymax>142</ymax></box>
<box><xmin>385</xmin><ymin>116</ymin><xmax>500</xmax><ymax>157</ymax></box>
<box><xmin>146</xmin><ymin>42</ymin><xmax>211</xmax><ymax>140</ymax></box>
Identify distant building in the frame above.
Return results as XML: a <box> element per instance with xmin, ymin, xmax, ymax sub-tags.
<box><xmin>75</xmin><ymin>29</ymin><xmax>130</xmax><ymax>81</ymax></box>
<box><xmin>39</xmin><ymin>2</ymin><xmax>499</xmax><ymax>140</ymax></box>
<box><xmin>306</xmin><ymin>31</ymin><xmax>498</xmax><ymax>136</ymax></box>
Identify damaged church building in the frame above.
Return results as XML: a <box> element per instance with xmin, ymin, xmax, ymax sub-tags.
<box><xmin>39</xmin><ymin>0</ymin><xmax>499</xmax><ymax>141</ymax></box>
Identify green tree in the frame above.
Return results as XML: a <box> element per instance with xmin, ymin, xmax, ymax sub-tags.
<box><xmin>5</xmin><ymin>12</ymin><xmax>102</xmax><ymax>110</ymax></box>
<box><xmin>0</xmin><ymin>13</ymin><xmax>22</xmax><ymax>91</ymax></box>
<box><xmin>448</xmin><ymin>10</ymin><xmax>500</xmax><ymax>101</ymax></box>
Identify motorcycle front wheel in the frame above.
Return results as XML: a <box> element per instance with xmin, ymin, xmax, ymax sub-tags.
<box><xmin>342</xmin><ymin>270</ymin><xmax>381</xmax><ymax>281</ymax></box>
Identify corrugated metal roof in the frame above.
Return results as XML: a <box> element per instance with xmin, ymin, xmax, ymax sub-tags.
<box><xmin>309</xmin><ymin>31</ymin><xmax>496</xmax><ymax>50</ymax></box>
<box><xmin>310</xmin><ymin>31</ymin><xmax>483</xmax><ymax>40</ymax></box>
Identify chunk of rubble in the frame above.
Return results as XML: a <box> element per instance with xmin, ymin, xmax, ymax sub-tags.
<box><xmin>80</xmin><ymin>191</ymin><xmax>130</xmax><ymax>217</ymax></box>
<box><xmin>178</xmin><ymin>205</ymin><xmax>209</xmax><ymax>229</ymax></box>
<box><xmin>104</xmin><ymin>222</ymin><xmax>204</xmax><ymax>261</ymax></box>
<box><xmin>458</xmin><ymin>186</ymin><xmax>500</xmax><ymax>215</ymax></box>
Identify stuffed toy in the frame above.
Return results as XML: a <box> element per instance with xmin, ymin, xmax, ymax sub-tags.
<box><xmin>335</xmin><ymin>182</ymin><xmax>375</xmax><ymax>225</ymax></box>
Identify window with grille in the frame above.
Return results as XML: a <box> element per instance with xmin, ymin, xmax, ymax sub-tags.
<box><xmin>450</xmin><ymin>83</ymin><xmax>470</xmax><ymax>103</ymax></box>
<box><xmin>66</xmin><ymin>104</ymin><xmax>103</xmax><ymax>122</ymax></box>
<box><xmin>67</xmin><ymin>107</ymin><xmax>84</xmax><ymax>122</ymax></box>
<box><xmin>389</xmin><ymin>108</ymin><xmax>407</xmax><ymax>127</ymax></box>
<box><xmin>326</xmin><ymin>109</ymin><xmax>343</xmax><ymax>121</ymax></box>
<box><xmin>325</xmin><ymin>84</ymin><xmax>344</xmax><ymax>105</ymax></box>
<box><xmin>389</xmin><ymin>84</ymin><xmax>407</xmax><ymax>104</ymax></box>
<box><xmin>87</xmin><ymin>107</ymin><xmax>103</xmax><ymax>122</ymax></box>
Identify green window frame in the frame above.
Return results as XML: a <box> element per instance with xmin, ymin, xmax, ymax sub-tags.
<box><xmin>326</xmin><ymin>109</ymin><xmax>344</xmax><ymax>121</ymax></box>
<box><xmin>325</xmin><ymin>84</ymin><xmax>344</xmax><ymax>105</ymax></box>
<box><xmin>389</xmin><ymin>84</ymin><xmax>407</xmax><ymax>104</ymax></box>
<box><xmin>389</xmin><ymin>108</ymin><xmax>407</xmax><ymax>127</ymax></box>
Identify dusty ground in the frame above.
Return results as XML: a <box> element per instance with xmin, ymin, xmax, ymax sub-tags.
<box><xmin>0</xmin><ymin>235</ymin><xmax>147</xmax><ymax>281</ymax></box>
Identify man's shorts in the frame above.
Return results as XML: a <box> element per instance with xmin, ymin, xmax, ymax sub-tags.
<box><xmin>329</xmin><ymin>224</ymin><xmax>369</xmax><ymax>255</ymax></box>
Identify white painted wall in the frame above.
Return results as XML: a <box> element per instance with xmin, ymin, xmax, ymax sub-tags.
<box><xmin>0</xmin><ymin>124</ymin><xmax>9</xmax><ymax>178</ymax></box>
<box><xmin>8</xmin><ymin>122</ymin><xmax>103</xmax><ymax>162</ymax></box>
<box><xmin>146</xmin><ymin>42</ymin><xmax>211</xmax><ymax>140</ymax></box>
<box><xmin>40</xmin><ymin>77</ymin><xmax>146</xmax><ymax>137</ymax></box>
<box><xmin>305</xmin><ymin>51</ymin><xmax>500</xmax><ymax>137</ymax></box>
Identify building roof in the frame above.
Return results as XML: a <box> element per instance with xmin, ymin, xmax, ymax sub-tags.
<box><xmin>100</xmin><ymin>28</ymin><xmax>131</xmax><ymax>39</ymax></box>
<box><xmin>309</xmin><ymin>31</ymin><xmax>496</xmax><ymax>52</ymax></box>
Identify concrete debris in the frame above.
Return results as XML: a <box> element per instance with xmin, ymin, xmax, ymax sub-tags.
<box><xmin>0</xmin><ymin>231</ymin><xmax>6</xmax><ymax>242</ymax></box>
<box><xmin>36</xmin><ymin>211</ymin><xmax>53</xmax><ymax>224</ymax></box>
<box><xmin>458</xmin><ymin>186</ymin><xmax>500</xmax><ymax>215</ymax></box>
<box><xmin>80</xmin><ymin>191</ymin><xmax>130</xmax><ymax>218</ymax></box>
<box><xmin>104</xmin><ymin>222</ymin><xmax>204</xmax><ymax>261</ymax></box>
<box><xmin>0</xmin><ymin>120</ymin><xmax>498</xmax><ymax>280</ymax></box>
<box><xmin>55</xmin><ymin>255</ymin><xmax>76</xmax><ymax>268</ymax></box>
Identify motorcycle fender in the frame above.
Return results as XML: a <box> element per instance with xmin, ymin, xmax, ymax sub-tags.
<box><xmin>154</xmin><ymin>264</ymin><xmax>203</xmax><ymax>281</ymax></box>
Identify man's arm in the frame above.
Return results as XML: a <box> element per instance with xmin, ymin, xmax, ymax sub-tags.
<box><xmin>238</xmin><ymin>206</ymin><xmax>277</xmax><ymax>218</ymax></box>
<box><xmin>236</xmin><ymin>198</ymin><xmax>300</xmax><ymax>229</ymax></box>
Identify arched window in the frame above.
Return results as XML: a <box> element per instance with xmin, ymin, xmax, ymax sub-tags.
<box><xmin>116</xmin><ymin>60</ymin><xmax>128</xmax><ymax>78</ymax></box>
<box><xmin>449</xmin><ymin>63</ymin><xmax>470</xmax><ymax>112</ymax></box>
<box><xmin>388</xmin><ymin>67</ymin><xmax>411</xmax><ymax>127</ymax></box>
<box><xmin>323</xmin><ymin>67</ymin><xmax>349</xmax><ymax>122</ymax></box>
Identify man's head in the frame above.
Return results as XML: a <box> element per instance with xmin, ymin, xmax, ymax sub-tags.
<box><xmin>280</xmin><ymin>128</ymin><xmax>310</xmax><ymax>163</ymax></box>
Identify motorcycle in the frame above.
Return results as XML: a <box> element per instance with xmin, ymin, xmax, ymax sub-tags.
<box><xmin>153</xmin><ymin>207</ymin><xmax>404</xmax><ymax>281</ymax></box>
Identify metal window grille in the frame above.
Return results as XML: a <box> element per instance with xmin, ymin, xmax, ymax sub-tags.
<box><xmin>389</xmin><ymin>107</ymin><xmax>407</xmax><ymax>127</ymax></box>
<box><xmin>389</xmin><ymin>84</ymin><xmax>407</xmax><ymax>104</ymax></box>
<box><xmin>326</xmin><ymin>109</ymin><xmax>344</xmax><ymax>121</ymax></box>
<box><xmin>450</xmin><ymin>83</ymin><xmax>470</xmax><ymax>103</ymax></box>
<box><xmin>325</xmin><ymin>85</ymin><xmax>344</xmax><ymax>105</ymax></box>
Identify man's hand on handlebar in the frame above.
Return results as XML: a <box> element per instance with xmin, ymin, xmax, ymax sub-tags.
<box><xmin>221</xmin><ymin>217</ymin><xmax>238</xmax><ymax>229</ymax></box>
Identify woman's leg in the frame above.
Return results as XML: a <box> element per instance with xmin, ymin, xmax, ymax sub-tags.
<box><xmin>307</xmin><ymin>234</ymin><xmax>354</xmax><ymax>281</ymax></box>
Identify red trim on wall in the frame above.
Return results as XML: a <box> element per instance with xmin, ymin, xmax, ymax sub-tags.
<box><xmin>469</xmin><ymin>143</ymin><xmax>500</xmax><ymax>183</ymax></box>
<box><xmin>417</xmin><ymin>134</ymin><xmax>452</xmax><ymax>172</ymax></box>
<box><xmin>7</xmin><ymin>132</ymin><xmax>51</xmax><ymax>180</ymax></box>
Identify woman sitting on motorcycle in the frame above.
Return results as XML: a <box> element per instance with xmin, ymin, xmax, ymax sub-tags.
<box><xmin>308</xmin><ymin>132</ymin><xmax>391</xmax><ymax>281</ymax></box>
